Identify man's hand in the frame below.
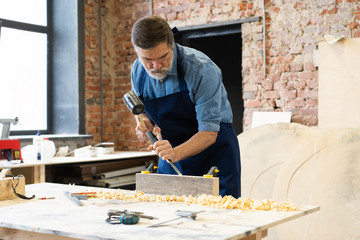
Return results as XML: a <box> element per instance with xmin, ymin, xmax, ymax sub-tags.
<box><xmin>148</xmin><ymin>131</ymin><xmax>218</xmax><ymax>163</ymax></box>
<box><xmin>135</xmin><ymin>114</ymin><xmax>153</xmax><ymax>140</ymax></box>
<box><xmin>148</xmin><ymin>140</ymin><xmax>177</xmax><ymax>162</ymax></box>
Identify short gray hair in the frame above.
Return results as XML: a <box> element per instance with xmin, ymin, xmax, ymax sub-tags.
<box><xmin>131</xmin><ymin>16</ymin><xmax>174</xmax><ymax>50</ymax></box>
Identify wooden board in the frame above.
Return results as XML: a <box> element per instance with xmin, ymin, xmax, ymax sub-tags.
<box><xmin>11</xmin><ymin>166</ymin><xmax>45</xmax><ymax>184</ymax></box>
<box><xmin>86</xmin><ymin>174</ymin><xmax>136</xmax><ymax>188</ymax></box>
<box><xmin>136</xmin><ymin>173</ymin><xmax>219</xmax><ymax>196</ymax></box>
<box><xmin>0</xmin><ymin>177</ymin><xmax>25</xmax><ymax>200</ymax></box>
<box><xmin>319</xmin><ymin>38</ymin><xmax>360</xmax><ymax>128</ymax></box>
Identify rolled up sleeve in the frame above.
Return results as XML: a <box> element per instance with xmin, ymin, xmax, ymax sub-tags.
<box><xmin>191</xmin><ymin>62</ymin><xmax>223</xmax><ymax>132</ymax></box>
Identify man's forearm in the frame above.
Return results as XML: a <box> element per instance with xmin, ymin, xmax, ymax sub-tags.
<box><xmin>174</xmin><ymin>131</ymin><xmax>218</xmax><ymax>161</ymax></box>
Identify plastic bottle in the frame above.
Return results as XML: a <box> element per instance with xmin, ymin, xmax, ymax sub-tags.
<box><xmin>40</xmin><ymin>138</ymin><xmax>56</xmax><ymax>161</ymax></box>
<box><xmin>33</xmin><ymin>131</ymin><xmax>44</xmax><ymax>160</ymax></box>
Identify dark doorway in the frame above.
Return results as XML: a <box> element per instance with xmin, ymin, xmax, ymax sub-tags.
<box><xmin>175</xmin><ymin>22</ymin><xmax>244</xmax><ymax>134</ymax></box>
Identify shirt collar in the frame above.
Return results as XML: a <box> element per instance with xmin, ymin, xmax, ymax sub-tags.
<box><xmin>167</xmin><ymin>43</ymin><xmax>178</xmax><ymax>76</ymax></box>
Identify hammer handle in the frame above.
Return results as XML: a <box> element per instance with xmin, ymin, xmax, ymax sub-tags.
<box><xmin>136</xmin><ymin>114</ymin><xmax>146</xmax><ymax>128</ymax></box>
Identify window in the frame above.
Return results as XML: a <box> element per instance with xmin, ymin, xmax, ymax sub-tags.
<box><xmin>0</xmin><ymin>0</ymin><xmax>48</xmax><ymax>132</ymax></box>
<box><xmin>0</xmin><ymin>0</ymin><xmax>85</xmax><ymax>136</ymax></box>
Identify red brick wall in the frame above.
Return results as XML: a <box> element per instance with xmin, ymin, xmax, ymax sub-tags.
<box><xmin>84</xmin><ymin>0</ymin><xmax>360</xmax><ymax>149</ymax></box>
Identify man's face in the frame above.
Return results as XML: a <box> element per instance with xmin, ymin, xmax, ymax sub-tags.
<box><xmin>136</xmin><ymin>42</ymin><xmax>174</xmax><ymax>80</ymax></box>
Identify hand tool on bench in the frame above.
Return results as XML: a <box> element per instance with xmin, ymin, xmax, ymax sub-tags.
<box><xmin>108</xmin><ymin>209</ymin><xmax>157</xmax><ymax>220</ymax></box>
<box><xmin>106</xmin><ymin>209</ymin><xmax>156</xmax><ymax>224</ymax></box>
<box><xmin>65</xmin><ymin>191</ymin><xmax>84</xmax><ymax>206</ymax></box>
<box><xmin>123</xmin><ymin>91</ymin><xmax>182</xmax><ymax>176</ymax></box>
<box><xmin>148</xmin><ymin>210</ymin><xmax>204</xmax><ymax>228</ymax></box>
<box><xmin>106</xmin><ymin>212</ymin><xmax>140</xmax><ymax>225</ymax></box>
<box><xmin>70</xmin><ymin>191</ymin><xmax>97</xmax><ymax>200</ymax></box>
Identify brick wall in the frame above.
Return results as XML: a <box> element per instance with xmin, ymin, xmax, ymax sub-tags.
<box><xmin>85</xmin><ymin>0</ymin><xmax>151</xmax><ymax>150</ymax></box>
<box><xmin>84</xmin><ymin>0</ymin><xmax>360</xmax><ymax>149</ymax></box>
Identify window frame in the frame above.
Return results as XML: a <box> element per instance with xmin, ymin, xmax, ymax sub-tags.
<box><xmin>2</xmin><ymin>0</ymin><xmax>85</xmax><ymax>136</ymax></box>
<box><xmin>0</xmin><ymin>15</ymin><xmax>49</xmax><ymax>135</ymax></box>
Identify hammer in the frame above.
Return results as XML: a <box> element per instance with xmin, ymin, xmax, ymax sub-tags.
<box><xmin>123</xmin><ymin>91</ymin><xmax>146</xmax><ymax>127</ymax></box>
<box><xmin>122</xmin><ymin>91</ymin><xmax>182</xmax><ymax>176</ymax></box>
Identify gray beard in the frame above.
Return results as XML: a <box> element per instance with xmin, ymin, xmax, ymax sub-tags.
<box><xmin>146</xmin><ymin>56</ymin><xmax>174</xmax><ymax>80</ymax></box>
<box><xmin>147</xmin><ymin>68</ymin><xmax>170</xmax><ymax>80</ymax></box>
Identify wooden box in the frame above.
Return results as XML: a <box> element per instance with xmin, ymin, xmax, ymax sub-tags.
<box><xmin>0</xmin><ymin>177</ymin><xmax>25</xmax><ymax>201</ymax></box>
<box><xmin>136</xmin><ymin>173</ymin><xmax>219</xmax><ymax>196</ymax></box>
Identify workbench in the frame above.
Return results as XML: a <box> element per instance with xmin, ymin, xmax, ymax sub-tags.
<box><xmin>0</xmin><ymin>151</ymin><xmax>157</xmax><ymax>184</ymax></box>
<box><xmin>0</xmin><ymin>183</ymin><xmax>319</xmax><ymax>240</ymax></box>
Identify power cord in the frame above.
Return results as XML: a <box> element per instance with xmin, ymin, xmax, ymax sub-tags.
<box><xmin>10</xmin><ymin>174</ymin><xmax>35</xmax><ymax>200</ymax></box>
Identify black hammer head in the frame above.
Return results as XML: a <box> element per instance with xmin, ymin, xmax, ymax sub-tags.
<box><xmin>123</xmin><ymin>91</ymin><xmax>145</xmax><ymax>115</ymax></box>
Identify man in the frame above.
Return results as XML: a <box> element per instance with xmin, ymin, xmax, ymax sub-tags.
<box><xmin>130</xmin><ymin>16</ymin><xmax>241</xmax><ymax>198</ymax></box>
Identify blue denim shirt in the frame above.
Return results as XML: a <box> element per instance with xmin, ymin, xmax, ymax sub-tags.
<box><xmin>131</xmin><ymin>44</ymin><xmax>233</xmax><ymax>132</ymax></box>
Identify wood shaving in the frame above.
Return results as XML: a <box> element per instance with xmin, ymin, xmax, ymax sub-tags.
<box><xmin>94</xmin><ymin>190</ymin><xmax>298</xmax><ymax>211</ymax></box>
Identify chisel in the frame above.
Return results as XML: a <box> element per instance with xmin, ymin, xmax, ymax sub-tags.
<box><xmin>146</xmin><ymin>131</ymin><xmax>182</xmax><ymax>176</ymax></box>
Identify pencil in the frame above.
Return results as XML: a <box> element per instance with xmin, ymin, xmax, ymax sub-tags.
<box><xmin>38</xmin><ymin>197</ymin><xmax>55</xmax><ymax>200</ymax></box>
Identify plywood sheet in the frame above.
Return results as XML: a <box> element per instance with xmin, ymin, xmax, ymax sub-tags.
<box><xmin>238</xmin><ymin>123</ymin><xmax>360</xmax><ymax>240</ymax></box>
<box><xmin>319</xmin><ymin>38</ymin><xmax>360</xmax><ymax>128</ymax></box>
<box><xmin>136</xmin><ymin>173</ymin><xmax>219</xmax><ymax>196</ymax></box>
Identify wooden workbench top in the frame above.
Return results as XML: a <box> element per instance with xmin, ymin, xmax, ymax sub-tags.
<box><xmin>0</xmin><ymin>183</ymin><xmax>319</xmax><ymax>240</ymax></box>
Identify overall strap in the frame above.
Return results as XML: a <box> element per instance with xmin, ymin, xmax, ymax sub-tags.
<box><xmin>138</xmin><ymin>66</ymin><xmax>146</xmax><ymax>98</ymax></box>
<box><xmin>174</xmin><ymin>43</ymin><xmax>187</xmax><ymax>92</ymax></box>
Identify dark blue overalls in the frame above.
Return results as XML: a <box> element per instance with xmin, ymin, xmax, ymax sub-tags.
<box><xmin>137</xmin><ymin>44</ymin><xmax>241</xmax><ymax>198</ymax></box>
